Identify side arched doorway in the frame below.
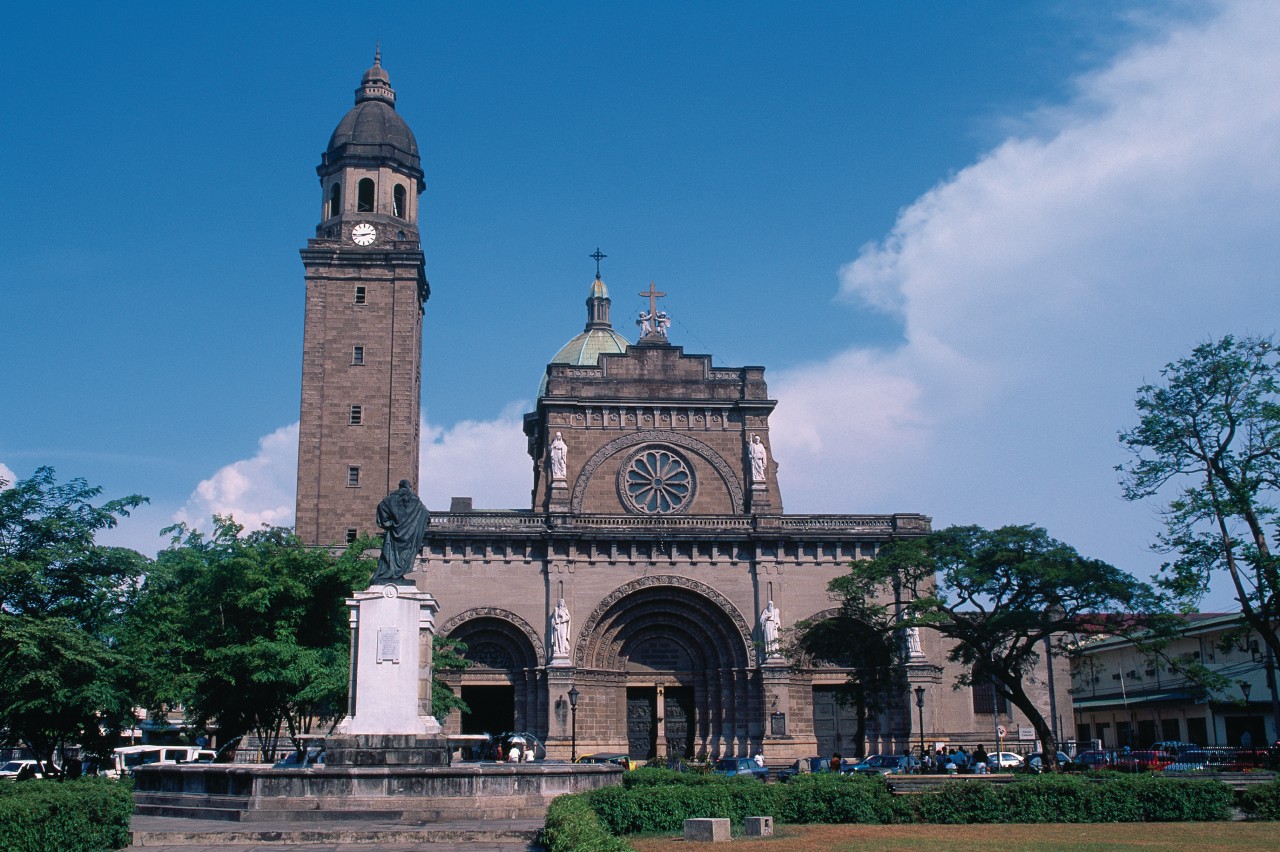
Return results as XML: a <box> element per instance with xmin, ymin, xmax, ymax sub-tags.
<box><xmin>575</xmin><ymin>577</ymin><xmax>755</xmax><ymax>760</ymax></box>
<box><xmin>440</xmin><ymin>610</ymin><xmax>545</xmax><ymax>741</ymax></box>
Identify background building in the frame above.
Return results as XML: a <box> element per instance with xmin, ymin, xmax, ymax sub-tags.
<box><xmin>1072</xmin><ymin>614</ymin><xmax>1279</xmax><ymax>749</ymax></box>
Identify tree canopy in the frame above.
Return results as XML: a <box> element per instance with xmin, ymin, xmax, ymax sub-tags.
<box><xmin>0</xmin><ymin>467</ymin><xmax>149</xmax><ymax>772</ymax></box>
<box><xmin>1118</xmin><ymin>335</ymin><xmax>1280</xmax><ymax>677</ymax></box>
<box><xmin>841</xmin><ymin>524</ymin><xmax>1161</xmax><ymax>769</ymax></box>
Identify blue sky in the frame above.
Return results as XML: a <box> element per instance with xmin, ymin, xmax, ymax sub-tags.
<box><xmin>4</xmin><ymin>1</ymin><xmax>1278</xmax><ymax>610</ymax></box>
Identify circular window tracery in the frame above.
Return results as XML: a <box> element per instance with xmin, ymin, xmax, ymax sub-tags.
<box><xmin>619</xmin><ymin>446</ymin><xmax>696</xmax><ymax>514</ymax></box>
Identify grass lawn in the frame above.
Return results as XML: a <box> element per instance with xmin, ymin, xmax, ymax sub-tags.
<box><xmin>627</xmin><ymin>822</ymin><xmax>1275</xmax><ymax>851</ymax></box>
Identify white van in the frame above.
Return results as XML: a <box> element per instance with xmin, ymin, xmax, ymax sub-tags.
<box><xmin>111</xmin><ymin>745</ymin><xmax>216</xmax><ymax>778</ymax></box>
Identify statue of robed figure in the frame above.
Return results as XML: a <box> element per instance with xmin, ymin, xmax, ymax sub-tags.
<box><xmin>369</xmin><ymin>479</ymin><xmax>430</xmax><ymax>585</ymax></box>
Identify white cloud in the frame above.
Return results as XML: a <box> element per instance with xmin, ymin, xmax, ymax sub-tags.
<box><xmin>173</xmin><ymin>423</ymin><xmax>300</xmax><ymax>533</ymax></box>
<box><xmin>419</xmin><ymin>402</ymin><xmax>532</xmax><ymax>510</ymax></box>
<box><xmin>0</xmin><ymin>462</ymin><xmax>15</xmax><ymax>490</ymax></box>
<box><xmin>771</xmin><ymin>0</ymin><xmax>1280</xmax><ymax>603</ymax></box>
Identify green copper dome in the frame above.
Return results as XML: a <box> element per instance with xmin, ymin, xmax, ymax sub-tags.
<box><xmin>539</xmin><ymin>274</ymin><xmax>630</xmax><ymax>396</ymax></box>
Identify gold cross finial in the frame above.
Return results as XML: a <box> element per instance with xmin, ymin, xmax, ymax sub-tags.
<box><xmin>639</xmin><ymin>281</ymin><xmax>667</xmax><ymax>319</ymax></box>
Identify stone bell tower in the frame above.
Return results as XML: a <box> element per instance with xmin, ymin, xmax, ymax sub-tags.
<box><xmin>295</xmin><ymin>51</ymin><xmax>429</xmax><ymax>546</ymax></box>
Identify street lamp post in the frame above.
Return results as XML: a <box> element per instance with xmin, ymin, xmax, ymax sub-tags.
<box><xmin>568</xmin><ymin>686</ymin><xmax>580</xmax><ymax>762</ymax></box>
<box><xmin>914</xmin><ymin>686</ymin><xmax>926</xmax><ymax>773</ymax></box>
<box><xmin>1240</xmin><ymin>681</ymin><xmax>1254</xmax><ymax>758</ymax></box>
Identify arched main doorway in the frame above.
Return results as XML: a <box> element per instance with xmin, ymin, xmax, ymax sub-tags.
<box><xmin>440</xmin><ymin>610</ymin><xmax>545</xmax><ymax>741</ymax></box>
<box><xmin>575</xmin><ymin>577</ymin><xmax>755</xmax><ymax>760</ymax></box>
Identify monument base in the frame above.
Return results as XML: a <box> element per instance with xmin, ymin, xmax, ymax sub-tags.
<box><xmin>326</xmin><ymin>734</ymin><xmax>450</xmax><ymax>767</ymax></box>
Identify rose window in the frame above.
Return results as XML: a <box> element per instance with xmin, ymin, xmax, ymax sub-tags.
<box><xmin>621</xmin><ymin>448</ymin><xmax>694</xmax><ymax>514</ymax></box>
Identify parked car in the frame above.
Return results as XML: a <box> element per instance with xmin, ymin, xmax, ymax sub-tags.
<box><xmin>987</xmin><ymin>752</ymin><xmax>1024</xmax><ymax>769</ymax></box>
<box><xmin>713</xmin><ymin>757</ymin><xmax>769</xmax><ymax>780</ymax></box>
<box><xmin>110</xmin><ymin>746</ymin><xmax>216</xmax><ymax>778</ymax></box>
<box><xmin>1149</xmin><ymin>740</ymin><xmax>1198</xmax><ymax>756</ymax></box>
<box><xmin>1074</xmin><ymin>749</ymin><xmax>1117</xmax><ymax>770</ymax></box>
<box><xmin>273</xmin><ymin>745</ymin><xmax>326</xmax><ymax>769</ymax></box>
<box><xmin>576</xmin><ymin>753</ymin><xmax>638</xmax><ymax>771</ymax></box>
<box><xmin>0</xmin><ymin>760</ymin><xmax>46</xmax><ymax>781</ymax></box>
<box><xmin>778</xmin><ymin>756</ymin><xmax>831</xmax><ymax>782</ymax></box>
<box><xmin>849</xmin><ymin>754</ymin><xmax>920</xmax><ymax>776</ymax></box>
<box><xmin>1113</xmin><ymin>750</ymin><xmax>1172</xmax><ymax>773</ymax></box>
<box><xmin>1026</xmin><ymin>751</ymin><xmax>1075</xmax><ymax>772</ymax></box>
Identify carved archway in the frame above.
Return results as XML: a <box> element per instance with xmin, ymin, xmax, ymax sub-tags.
<box><xmin>574</xmin><ymin>575</ymin><xmax>753</xmax><ymax>669</ymax></box>
<box><xmin>440</xmin><ymin>607</ymin><xmax>545</xmax><ymax>663</ymax></box>
<box><xmin>570</xmin><ymin>430</ymin><xmax>745</xmax><ymax>514</ymax></box>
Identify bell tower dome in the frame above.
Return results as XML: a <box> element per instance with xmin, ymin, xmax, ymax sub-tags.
<box><xmin>296</xmin><ymin>51</ymin><xmax>430</xmax><ymax>546</ymax></box>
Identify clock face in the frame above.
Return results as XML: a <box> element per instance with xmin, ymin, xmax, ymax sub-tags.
<box><xmin>351</xmin><ymin>223</ymin><xmax>377</xmax><ymax>246</ymax></box>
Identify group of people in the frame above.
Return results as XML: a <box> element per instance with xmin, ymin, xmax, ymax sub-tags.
<box><xmin>499</xmin><ymin>742</ymin><xmax>534</xmax><ymax>763</ymax></box>
<box><xmin>920</xmin><ymin>744</ymin><xmax>991</xmax><ymax>774</ymax></box>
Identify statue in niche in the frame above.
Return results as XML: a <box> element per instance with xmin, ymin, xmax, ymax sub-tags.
<box><xmin>905</xmin><ymin>626</ymin><xmax>924</xmax><ymax>658</ymax></box>
<box><xmin>550</xmin><ymin>432</ymin><xmax>568</xmax><ymax>481</ymax></box>
<box><xmin>551</xmin><ymin>599</ymin><xmax>572</xmax><ymax>659</ymax></box>
<box><xmin>369</xmin><ymin>479</ymin><xmax>430</xmax><ymax>585</ymax></box>
<box><xmin>749</xmin><ymin>434</ymin><xmax>768</xmax><ymax>483</ymax></box>
<box><xmin>760</xmin><ymin>600</ymin><xmax>781</xmax><ymax>657</ymax></box>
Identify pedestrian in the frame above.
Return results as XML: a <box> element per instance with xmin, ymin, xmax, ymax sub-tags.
<box><xmin>973</xmin><ymin>743</ymin><xmax>989</xmax><ymax>765</ymax></box>
<box><xmin>831</xmin><ymin>752</ymin><xmax>842</xmax><ymax>773</ymax></box>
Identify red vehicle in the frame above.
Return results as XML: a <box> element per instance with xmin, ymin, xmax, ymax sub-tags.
<box><xmin>1114</xmin><ymin>750</ymin><xmax>1172</xmax><ymax>772</ymax></box>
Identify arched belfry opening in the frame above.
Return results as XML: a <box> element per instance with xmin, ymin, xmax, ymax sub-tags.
<box><xmin>575</xmin><ymin>579</ymin><xmax>756</xmax><ymax>760</ymax></box>
<box><xmin>357</xmin><ymin>178</ymin><xmax>375</xmax><ymax>212</ymax></box>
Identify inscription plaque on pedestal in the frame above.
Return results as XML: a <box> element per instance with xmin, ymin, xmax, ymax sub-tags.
<box><xmin>377</xmin><ymin>627</ymin><xmax>401</xmax><ymax>664</ymax></box>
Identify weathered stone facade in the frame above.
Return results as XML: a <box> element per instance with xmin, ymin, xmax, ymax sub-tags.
<box><xmin>296</xmin><ymin>59</ymin><xmax>1072</xmax><ymax>763</ymax></box>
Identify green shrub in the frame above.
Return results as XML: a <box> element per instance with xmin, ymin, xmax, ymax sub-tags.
<box><xmin>0</xmin><ymin>777</ymin><xmax>133</xmax><ymax>851</ymax></box>
<box><xmin>621</xmin><ymin>767</ymin><xmax>722</xmax><ymax>788</ymax></box>
<box><xmin>775</xmin><ymin>773</ymin><xmax>894</xmax><ymax>825</ymax></box>
<box><xmin>1130</xmin><ymin>777</ymin><xmax>1231</xmax><ymax>822</ymax></box>
<box><xmin>1237</xmin><ymin>780</ymin><xmax>1280</xmax><ymax>820</ymax></box>
<box><xmin>542</xmin><ymin>794</ymin><xmax>629</xmax><ymax>852</ymax></box>
<box><xmin>917</xmin><ymin>780</ymin><xmax>1004</xmax><ymax>824</ymax></box>
<box><xmin>587</xmin><ymin>776</ymin><xmax>782</xmax><ymax>834</ymax></box>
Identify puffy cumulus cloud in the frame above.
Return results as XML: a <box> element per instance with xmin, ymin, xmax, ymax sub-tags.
<box><xmin>173</xmin><ymin>423</ymin><xmax>299</xmax><ymax>533</ymax></box>
<box><xmin>0</xmin><ymin>462</ymin><xmax>15</xmax><ymax>490</ymax></box>
<box><xmin>771</xmin><ymin>0</ymin><xmax>1280</xmax><ymax>594</ymax></box>
<box><xmin>419</xmin><ymin>402</ymin><xmax>532</xmax><ymax>511</ymax></box>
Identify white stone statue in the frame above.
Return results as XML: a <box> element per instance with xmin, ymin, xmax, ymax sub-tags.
<box><xmin>637</xmin><ymin>310</ymin><xmax>653</xmax><ymax>335</ymax></box>
<box><xmin>551</xmin><ymin>598</ymin><xmax>572</xmax><ymax>659</ymax></box>
<box><xmin>760</xmin><ymin>600</ymin><xmax>781</xmax><ymax>657</ymax></box>
<box><xmin>654</xmin><ymin>311</ymin><xmax>671</xmax><ymax>336</ymax></box>
<box><xmin>550</xmin><ymin>432</ymin><xmax>568</xmax><ymax>481</ymax></box>
<box><xmin>906</xmin><ymin>626</ymin><xmax>924</xmax><ymax>658</ymax></box>
<box><xmin>749</xmin><ymin>434</ymin><xmax>768</xmax><ymax>483</ymax></box>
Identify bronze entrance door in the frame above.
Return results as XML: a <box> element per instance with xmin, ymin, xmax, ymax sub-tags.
<box><xmin>813</xmin><ymin>685</ymin><xmax>859</xmax><ymax>757</ymax></box>
<box><xmin>664</xmin><ymin>687</ymin><xmax>694</xmax><ymax>759</ymax></box>
<box><xmin>627</xmin><ymin>688</ymin><xmax>656</xmax><ymax>760</ymax></box>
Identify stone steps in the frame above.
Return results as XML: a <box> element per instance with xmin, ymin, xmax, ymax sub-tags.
<box><xmin>130</xmin><ymin>816</ymin><xmax>543</xmax><ymax>848</ymax></box>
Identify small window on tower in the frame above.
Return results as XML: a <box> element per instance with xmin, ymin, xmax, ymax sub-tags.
<box><xmin>354</xmin><ymin>286</ymin><xmax>366</xmax><ymax>305</ymax></box>
<box><xmin>349</xmin><ymin>405</ymin><xmax>363</xmax><ymax>425</ymax></box>
<box><xmin>347</xmin><ymin>466</ymin><xmax>361</xmax><ymax>487</ymax></box>
<box><xmin>328</xmin><ymin>182</ymin><xmax>342</xmax><ymax>219</ymax></box>
<box><xmin>352</xmin><ymin>345</ymin><xmax>364</xmax><ymax>365</ymax></box>
<box><xmin>346</xmin><ymin>528</ymin><xmax>358</xmax><ymax>544</ymax></box>
<box><xmin>393</xmin><ymin>184</ymin><xmax>407</xmax><ymax>218</ymax></box>
<box><xmin>357</xmin><ymin>178</ymin><xmax>375</xmax><ymax>212</ymax></box>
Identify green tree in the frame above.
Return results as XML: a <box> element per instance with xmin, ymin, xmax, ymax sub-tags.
<box><xmin>144</xmin><ymin>518</ymin><xmax>368</xmax><ymax>761</ymax></box>
<box><xmin>0</xmin><ymin>467</ymin><xmax>149</xmax><ymax>773</ymax></box>
<box><xmin>793</xmin><ymin>583</ymin><xmax>901</xmax><ymax>758</ymax></box>
<box><xmin>1118</xmin><ymin>335</ymin><xmax>1280</xmax><ymax>730</ymax></box>
<box><xmin>843</xmin><ymin>524</ymin><xmax>1161</xmax><ymax>770</ymax></box>
<box><xmin>431</xmin><ymin>635</ymin><xmax>471</xmax><ymax>720</ymax></box>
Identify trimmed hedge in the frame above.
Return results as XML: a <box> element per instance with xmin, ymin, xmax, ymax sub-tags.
<box><xmin>0</xmin><ymin>777</ymin><xmax>133</xmax><ymax>851</ymax></box>
<box><xmin>903</xmin><ymin>776</ymin><xmax>1232</xmax><ymax>824</ymax></box>
<box><xmin>1238</xmin><ymin>779</ymin><xmax>1280</xmax><ymax>820</ymax></box>
<box><xmin>559</xmin><ymin>773</ymin><xmax>1237</xmax><ymax>842</ymax></box>
<box><xmin>542</xmin><ymin>794</ymin><xmax>630</xmax><ymax>852</ymax></box>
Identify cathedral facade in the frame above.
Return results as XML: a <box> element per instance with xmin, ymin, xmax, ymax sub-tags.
<box><xmin>297</xmin><ymin>58</ymin><xmax>1070</xmax><ymax>762</ymax></box>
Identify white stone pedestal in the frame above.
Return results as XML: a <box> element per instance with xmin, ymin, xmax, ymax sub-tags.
<box><xmin>336</xmin><ymin>584</ymin><xmax>442</xmax><ymax>736</ymax></box>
